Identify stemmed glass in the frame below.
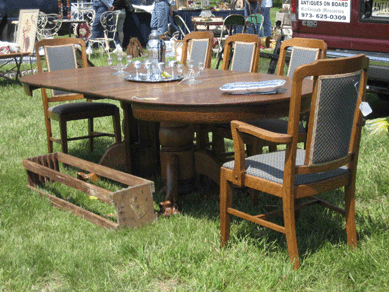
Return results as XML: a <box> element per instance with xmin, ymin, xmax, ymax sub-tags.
<box><xmin>168</xmin><ymin>60</ymin><xmax>177</xmax><ymax>79</ymax></box>
<box><xmin>144</xmin><ymin>60</ymin><xmax>152</xmax><ymax>80</ymax></box>
<box><xmin>177</xmin><ymin>63</ymin><xmax>184</xmax><ymax>77</ymax></box>
<box><xmin>157</xmin><ymin>62</ymin><xmax>165</xmax><ymax>81</ymax></box>
<box><xmin>186</xmin><ymin>59</ymin><xmax>202</xmax><ymax>85</ymax></box>
<box><xmin>198</xmin><ymin>61</ymin><xmax>205</xmax><ymax>76</ymax></box>
<box><xmin>133</xmin><ymin>60</ymin><xmax>142</xmax><ymax>80</ymax></box>
<box><xmin>108</xmin><ymin>52</ymin><xmax>132</xmax><ymax>76</ymax></box>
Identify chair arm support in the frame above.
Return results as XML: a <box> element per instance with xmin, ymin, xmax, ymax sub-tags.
<box><xmin>231</xmin><ymin>120</ymin><xmax>293</xmax><ymax>144</ymax></box>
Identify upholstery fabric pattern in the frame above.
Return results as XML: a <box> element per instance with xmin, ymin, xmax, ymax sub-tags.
<box><xmin>309</xmin><ymin>71</ymin><xmax>362</xmax><ymax>164</ymax></box>
<box><xmin>223</xmin><ymin>149</ymin><xmax>349</xmax><ymax>185</ymax></box>
<box><xmin>287</xmin><ymin>47</ymin><xmax>319</xmax><ymax>77</ymax></box>
<box><xmin>45</xmin><ymin>44</ymin><xmax>77</xmax><ymax>96</ymax></box>
<box><xmin>189</xmin><ymin>39</ymin><xmax>209</xmax><ymax>66</ymax></box>
<box><xmin>231</xmin><ymin>42</ymin><xmax>255</xmax><ymax>72</ymax></box>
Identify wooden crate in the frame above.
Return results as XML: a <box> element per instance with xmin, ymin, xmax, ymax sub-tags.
<box><xmin>23</xmin><ymin>152</ymin><xmax>158</xmax><ymax>229</ymax></box>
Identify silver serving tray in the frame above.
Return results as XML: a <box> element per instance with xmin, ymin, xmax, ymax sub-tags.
<box><xmin>123</xmin><ymin>73</ymin><xmax>184</xmax><ymax>83</ymax></box>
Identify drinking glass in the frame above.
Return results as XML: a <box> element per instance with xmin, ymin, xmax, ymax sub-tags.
<box><xmin>144</xmin><ymin>60</ymin><xmax>152</xmax><ymax>80</ymax></box>
<box><xmin>177</xmin><ymin>63</ymin><xmax>184</xmax><ymax>76</ymax></box>
<box><xmin>198</xmin><ymin>61</ymin><xmax>205</xmax><ymax>76</ymax></box>
<box><xmin>133</xmin><ymin>60</ymin><xmax>142</xmax><ymax>80</ymax></box>
<box><xmin>186</xmin><ymin>59</ymin><xmax>201</xmax><ymax>85</ymax></box>
<box><xmin>168</xmin><ymin>60</ymin><xmax>177</xmax><ymax>79</ymax></box>
<box><xmin>157</xmin><ymin>62</ymin><xmax>165</xmax><ymax>80</ymax></box>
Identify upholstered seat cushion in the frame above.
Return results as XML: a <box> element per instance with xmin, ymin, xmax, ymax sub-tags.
<box><xmin>48</xmin><ymin>102</ymin><xmax>117</xmax><ymax>115</ymax></box>
<box><xmin>223</xmin><ymin>149</ymin><xmax>348</xmax><ymax>185</ymax></box>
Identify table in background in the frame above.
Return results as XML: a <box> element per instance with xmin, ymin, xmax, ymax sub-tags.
<box><xmin>0</xmin><ymin>52</ymin><xmax>31</xmax><ymax>83</ymax></box>
<box><xmin>191</xmin><ymin>17</ymin><xmax>224</xmax><ymax>31</ymax></box>
<box><xmin>56</xmin><ymin>19</ymin><xmax>87</xmax><ymax>37</ymax></box>
<box><xmin>173</xmin><ymin>10</ymin><xmax>244</xmax><ymax>33</ymax></box>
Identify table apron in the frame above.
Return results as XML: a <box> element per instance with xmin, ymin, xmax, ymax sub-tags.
<box><xmin>131</xmin><ymin>97</ymin><xmax>311</xmax><ymax>123</ymax></box>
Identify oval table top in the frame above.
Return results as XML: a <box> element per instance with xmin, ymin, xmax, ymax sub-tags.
<box><xmin>21</xmin><ymin>65</ymin><xmax>313</xmax><ymax>123</ymax></box>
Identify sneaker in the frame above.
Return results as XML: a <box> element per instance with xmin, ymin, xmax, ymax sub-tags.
<box><xmin>112</xmin><ymin>45</ymin><xmax>123</xmax><ymax>54</ymax></box>
<box><xmin>86</xmin><ymin>47</ymin><xmax>93</xmax><ymax>55</ymax></box>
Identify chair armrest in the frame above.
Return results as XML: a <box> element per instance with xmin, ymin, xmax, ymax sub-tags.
<box><xmin>231</xmin><ymin>120</ymin><xmax>293</xmax><ymax>144</ymax></box>
<box><xmin>229</xmin><ymin>120</ymin><xmax>292</xmax><ymax>186</ymax></box>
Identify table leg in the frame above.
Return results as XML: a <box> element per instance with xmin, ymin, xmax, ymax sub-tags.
<box><xmin>99</xmin><ymin>102</ymin><xmax>160</xmax><ymax>177</ymax></box>
<box><xmin>159</xmin><ymin>122</ymin><xmax>195</xmax><ymax>204</ymax></box>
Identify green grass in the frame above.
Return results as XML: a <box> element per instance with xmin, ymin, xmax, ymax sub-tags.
<box><xmin>1</xmin><ymin>49</ymin><xmax>389</xmax><ymax>291</ymax></box>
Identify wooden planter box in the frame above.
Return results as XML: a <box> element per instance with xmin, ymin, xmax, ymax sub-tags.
<box><xmin>23</xmin><ymin>152</ymin><xmax>157</xmax><ymax>229</ymax></box>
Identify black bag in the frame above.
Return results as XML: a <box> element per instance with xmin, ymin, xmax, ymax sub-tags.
<box><xmin>124</xmin><ymin>0</ymin><xmax>135</xmax><ymax>14</ymax></box>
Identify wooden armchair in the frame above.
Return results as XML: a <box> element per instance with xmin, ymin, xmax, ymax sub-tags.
<box><xmin>220</xmin><ymin>54</ymin><xmax>369</xmax><ymax>269</ymax></box>
<box><xmin>35</xmin><ymin>37</ymin><xmax>121</xmax><ymax>154</ymax></box>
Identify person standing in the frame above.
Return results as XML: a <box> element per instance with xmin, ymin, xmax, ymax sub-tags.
<box><xmin>113</xmin><ymin>0</ymin><xmax>134</xmax><ymax>48</ymax></box>
<box><xmin>150</xmin><ymin>0</ymin><xmax>176</xmax><ymax>36</ymax></box>
<box><xmin>259</xmin><ymin>0</ymin><xmax>273</xmax><ymax>38</ymax></box>
<box><xmin>244</xmin><ymin>0</ymin><xmax>259</xmax><ymax>34</ymax></box>
<box><xmin>88</xmin><ymin>0</ymin><xmax>122</xmax><ymax>54</ymax></box>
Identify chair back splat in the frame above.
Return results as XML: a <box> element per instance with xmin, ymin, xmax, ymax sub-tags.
<box><xmin>220</xmin><ymin>54</ymin><xmax>369</xmax><ymax>269</ymax></box>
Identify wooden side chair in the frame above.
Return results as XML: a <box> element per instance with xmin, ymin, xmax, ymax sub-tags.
<box><xmin>35</xmin><ymin>37</ymin><xmax>121</xmax><ymax>154</ymax></box>
<box><xmin>252</xmin><ymin>37</ymin><xmax>328</xmax><ymax>153</ymax></box>
<box><xmin>180</xmin><ymin>31</ymin><xmax>214</xmax><ymax>69</ymax></box>
<box><xmin>221</xmin><ymin>33</ymin><xmax>261</xmax><ymax>72</ymax></box>
<box><xmin>212</xmin><ymin>34</ymin><xmax>261</xmax><ymax>158</ymax></box>
<box><xmin>180</xmin><ymin>31</ymin><xmax>214</xmax><ymax>150</ymax></box>
<box><xmin>214</xmin><ymin>37</ymin><xmax>328</xmax><ymax>160</ymax></box>
<box><xmin>220</xmin><ymin>54</ymin><xmax>369</xmax><ymax>269</ymax></box>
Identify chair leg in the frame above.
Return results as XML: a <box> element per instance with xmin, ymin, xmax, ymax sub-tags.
<box><xmin>46</xmin><ymin>118</ymin><xmax>54</xmax><ymax>153</ymax></box>
<box><xmin>88</xmin><ymin>117</ymin><xmax>94</xmax><ymax>152</ymax></box>
<box><xmin>283</xmin><ymin>195</ymin><xmax>300</xmax><ymax>269</ymax></box>
<box><xmin>345</xmin><ymin>184</ymin><xmax>357</xmax><ymax>249</ymax></box>
<box><xmin>59</xmin><ymin>118</ymin><xmax>68</xmax><ymax>154</ymax></box>
<box><xmin>220</xmin><ymin>170</ymin><xmax>233</xmax><ymax>247</ymax></box>
<box><xmin>250</xmin><ymin>189</ymin><xmax>259</xmax><ymax>206</ymax></box>
<box><xmin>113</xmin><ymin>109</ymin><xmax>122</xmax><ymax>143</ymax></box>
<box><xmin>212</xmin><ymin>128</ymin><xmax>226</xmax><ymax>158</ymax></box>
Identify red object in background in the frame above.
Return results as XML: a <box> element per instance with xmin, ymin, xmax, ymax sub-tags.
<box><xmin>58</xmin><ymin>0</ymin><xmax>62</xmax><ymax>18</ymax></box>
<box><xmin>67</xmin><ymin>0</ymin><xmax>71</xmax><ymax>19</ymax></box>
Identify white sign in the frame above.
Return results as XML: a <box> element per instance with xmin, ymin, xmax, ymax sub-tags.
<box><xmin>298</xmin><ymin>0</ymin><xmax>351</xmax><ymax>23</ymax></box>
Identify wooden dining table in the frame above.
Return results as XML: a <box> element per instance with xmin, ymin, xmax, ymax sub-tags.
<box><xmin>21</xmin><ymin>65</ymin><xmax>313</xmax><ymax>209</ymax></box>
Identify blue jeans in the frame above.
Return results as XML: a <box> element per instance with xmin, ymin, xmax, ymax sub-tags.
<box><xmin>150</xmin><ymin>1</ymin><xmax>170</xmax><ymax>35</ymax></box>
<box><xmin>91</xmin><ymin>1</ymin><xmax>108</xmax><ymax>40</ymax></box>
<box><xmin>90</xmin><ymin>1</ymin><xmax>120</xmax><ymax>47</ymax></box>
<box><xmin>260</xmin><ymin>7</ymin><xmax>271</xmax><ymax>37</ymax></box>
<box><xmin>244</xmin><ymin>2</ymin><xmax>260</xmax><ymax>35</ymax></box>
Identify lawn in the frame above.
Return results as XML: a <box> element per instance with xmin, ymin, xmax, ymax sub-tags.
<box><xmin>1</xmin><ymin>31</ymin><xmax>389</xmax><ymax>291</ymax></box>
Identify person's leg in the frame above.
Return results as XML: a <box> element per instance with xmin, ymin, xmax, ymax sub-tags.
<box><xmin>88</xmin><ymin>3</ymin><xmax>107</xmax><ymax>53</ymax></box>
<box><xmin>150</xmin><ymin>3</ymin><xmax>160</xmax><ymax>31</ymax></box>
<box><xmin>261</xmin><ymin>7</ymin><xmax>272</xmax><ymax>37</ymax></box>
<box><xmin>91</xmin><ymin>4</ymin><xmax>107</xmax><ymax>39</ymax></box>
<box><xmin>157</xmin><ymin>2</ymin><xmax>170</xmax><ymax>35</ymax></box>
<box><xmin>117</xmin><ymin>9</ymin><xmax>126</xmax><ymax>45</ymax></box>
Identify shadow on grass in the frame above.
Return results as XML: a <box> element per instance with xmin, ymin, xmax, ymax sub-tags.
<box><xmin>172</xmin><ymin>178</ymin><xmax>385</xmax><ymax>264</ymax></box>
